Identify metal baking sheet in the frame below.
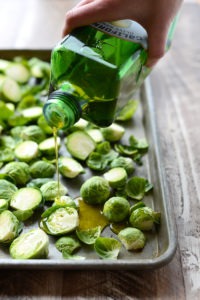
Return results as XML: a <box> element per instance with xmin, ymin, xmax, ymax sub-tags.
<box><xmin>0</xmin><ymin>50</ymin><xmax>177</xmax><ymax>270</ymax></box>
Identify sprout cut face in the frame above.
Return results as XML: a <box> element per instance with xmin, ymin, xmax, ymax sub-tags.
<box><xmin>0</xmin><ymin>210</ymin><xmax>21</xmax><ymax>244</ymax></box>
<box><xmin>9</xmin><ymin>228</ymin><xmax>49</xmax><ymax>259</ymax></box>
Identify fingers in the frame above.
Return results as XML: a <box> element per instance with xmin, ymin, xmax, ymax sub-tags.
<box><xmin>62</xmin><ymin>1</ymin><xmax>109</xmax><ymax>36</ymax></box>
<box><xmin>146</xmin><ymin>24</ymin><xmax>169</xmax><ymax>67</ymax></box>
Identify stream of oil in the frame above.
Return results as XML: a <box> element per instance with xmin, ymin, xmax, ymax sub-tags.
<box><xmin>53</xmin><ymin>127</ymin><xmax>60</xmax><ymax>201</ymax></box>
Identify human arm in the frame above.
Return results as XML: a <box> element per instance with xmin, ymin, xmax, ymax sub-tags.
<box><xmin>62</xmin><ymin>0</ymin><xmax>183</xmax><ymax>66</ymax></box>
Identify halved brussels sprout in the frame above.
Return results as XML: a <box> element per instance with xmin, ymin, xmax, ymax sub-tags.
<box><xmin>10</xmin><ymin>187</ymin><xmax>43</xmax><ymax>211</ymax></box>
<box><xmin>21</xmin><ymin>125</ymin><xmax>46</xmax><ymax>143</ymax></box>
<box><xmin>15</xmin><ymin>140</ymin><xmax>39</xmax><ymax>162</ymax></box>
<box><xmin>38</xmin><ymin>136</ymin><xmax>61</xmax><ymax>156</ymax></box>
<box><xmin>9</xmin><ymin>228</ymin><xmax>49</xmax><ymax>259</ymax></box>
<box><xmin>0</xmin><ymin>198</ymin><xmax>8</xmax><ymax>211</ymax></box>
<box><xmin>110</xmin><ymin>156</ymin><xmax>135</xmax><ymax>176</ymax></box>
<box><xmin>0</xmin><ymin>210</ymin><xmax>22</xmax><ymax>244</ymax></box>
<box><xmin>80</xmin><ymin>176</ymin><xmax>110</xmax><ymax>205</ymax></box>
<box><xmin>103</xmin><ymin>167</ymin><xmax>127</xmax><ymax>189</ymax></box>
<box><xmin>40</xmin><ymin>206</ymin><xmax>79</xmax><ymax>235</ymax></box>
<box><xmin>101</xmin><ymin>123</ymin><xmax>125</xmax><ymax>142</ymax></box>
<box><xmin>58</xmin><ymin>157</ymin><xmax>84</xmax><ymax>179</ymax></box>
<box><xmin>118</xmin><ymin>227</ymin><xmax>146</xmax><ymax>250</ymax></box>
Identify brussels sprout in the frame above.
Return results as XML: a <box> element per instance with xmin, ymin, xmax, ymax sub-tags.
<box><xmin>40</xmin><ymin>180</ymin><xmax>68</xmax><ymax>202</ymax></box>
<box><xmin>15</xmin><ymin>140</ymin><xmax>39</xmax><ymax>162</ymax></box>
<box><xmin>40</xmin><ymin>206</ymin><xmax>79</xmax><ymax>235</ymax></box>
<box><xmin>70</xmin><ymin>118</ymin><xmax>89</xmax><ymax>131</ymax></box>
<box><xmin>110</xmin><ymin>157</ymin><xmax>135</xmax><ymax>175</ymax></box>
<box><xmin>9</xmin><ymin>228</ymin><xmax>49</xmax><ymax>259</ymax></box>
<box><xmin>76</xmin><ymin>226</ymin><xmax>101</xmax><ymax>245</ymax></box>
<box><xmin>87</xmin><ymin>129</ymin><xmax>104</xmax><ymax>143</ymax></box>
<box><xmin>54</xmin><ymin>195</ymin><xmax>78</xmax><ymax>209</ymax></box>
<box><xmin>80</xmin><ymin>176</ymin><xmax>110</xmax><ymax>205</ymax></box>
<box><xmin>94</xmin><ymin>237</ymin><xmax>121</xmax><ymax>259</ymax></box>
<box><xmin>39</xmin><ymin>136</ymin><xmax>61</xmax><ymax>156</ymax></box>
<box><xmin>0</xmin><ymin>135</ymin><xmax>16</xmax><ymax>149</ymax></box>
<box><xmin>103</xmin><ymin>197</ymin><xmax>130</xmax><ymax>223</ymax></box>
<box><xmin>116</xmin><ymin>99</ymin><xmax>138</xmax><ymax>121</ymax></box>
<box><xmin>66</xmin><ymin>131</ymin><xmax>96</xmax><ymax>161</ymax></box>
<box><xmin>27</xmin><ymin>178</ymin><xmax>52</xmax><ymax>188</ymax></box>
<box><xmin>0</xmin><ymin>210</ymin><xmax>22</xmax><ymax>244</ymax></box>
<box><xmin>58</xmin><ymin>157</ymin><xmax>84</xmax><ymax>178</ymax></box>
<box><xmin>0</xmin><ymin>101</ymin><xmax>14</xmax><ymax>120</ymax></box>
<box><xmin>21</xmin><ymin>106</ymin><xmax>43</xmax><ymax>121</ymax></box>
<box><xmin>10</xmin><ymin>187</ymin><xmax>43</xmax><ymax>211</ymax></box>
<box><xmin>118</xmin><ymin>227</ymin><xmax>146</xmax><ymax>250</ymax></box>
<box><xmin>0</xmin><ymin>148</ymin><xmax>15</xmax><ymax>163</ymax></box>
<box><xmin>37</xmin><ymin>115</ymin><xmax>53</xmax><ymax>135</ymax></box>
<box><xmin>55</xmin><ymin>236</ymin><xmax>81</xmax><ymax>254</ymax></box>
<box><xmin>0</xmin><ymin>198</ymin><xmax>8</xmax><ymax>211</ymax></box>
<box><xmin>0</xmin><ymin>179</ymin><xmax>18</xmax><ymax>202</ymax></box>
<box><xmin>103</xmin><ymin>167</ymin><xmax>127</xmax><ymax>189</ymax></box>
<box><xmin>3</xmin><ymin>161</ymin><xmax>30</xmax><ymax>186</ymax></box>
<box><xmin>30</xmin><ymin>160</ymin><xmax>56</xmax><ymax>178</ymax></box>
<box><xmin>125</xmin><ymin>177</ymin><xmax>148</xmax><ymax>200</ymax></box>
<box><xmin>21</xmin><ymin>125</ymin><xmax>46</xmax><ymax>143</ymax></box>
<box><xmin>10</xmin><ymin>126</ymin><xmax>26</xmax><ymax>140</ymax></box>
<box><xmin>101</xmin><ymin>123</ymin><xmax>125</xmax><ymax>142</ymax></box>
<box><xmin>5</xmin><ymin>62</ymin><xmax>30</xmax><ymax>83</ymax></box>
<box><xmin>129</xmin><ymin>207</ymin><xmax>161</xmax><ymax>231</ymax></box>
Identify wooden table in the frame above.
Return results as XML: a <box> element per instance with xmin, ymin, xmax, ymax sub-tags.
<box><xmin>0</xmin><ymin>0</ymin><xmax>199</xmax><ymax>299</ymax></box>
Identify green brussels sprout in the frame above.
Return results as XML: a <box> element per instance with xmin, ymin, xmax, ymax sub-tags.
<box><xmin>30</xmin><ymin>160</ymin><xmax>56</xmax><ymax>178</ymax></box>
<box><xmin>40</xmin><ymin>180</ymin><xmax>68</xmax><ymax>202</ymax></box>
<box><xmin>37</xmin><ymin>115</ymin><xmax>53</xmax><ymax>135</ymax></box>
<box><xmin>103</xmin><ymin>197</ymin><xmax>130</xmax><ymax>222</ymax></box>
<box><xmin>0</xmin><ymin>198</ymin><xmax>9</xmax><ymax>211</ymax></box>
<box><xmin>54</xmin><ymin>195</ymin><xmax>78</xmax><ymax>209</ymax></box>
<box><xmin>76</xmin><ymin>226</ymin><xmax>101</xmax><ymax>245</ymax></box>
<box><xmin>10</xmin><ymin>126</ymin><xmax>26</xmax><ymax>140</ymax></box>
<box><xmin>103</xmin><ymin>167</ymin><xmax>127</xmax><ymax>189</ymax></box>
<box><xmin>125</xmin><ymin>177</ymin><xmax>148</xmax><ymax>200</ymax></box>
<box><xmin>116</xmin><ymin>99</ymin><xmax>138</xmax><ymax>121</ymax></box>
<box><xmin>38</xmin><ymin>136</ymin><xmax>61</xmax><ymax>156</ymax></box>
<box><xmin>94</xmin><ymin>237</ymin><xmax>121</xmax><ymax>259</ymax></box>
<box><xmin>118</xmin><ymin>227</ymin><xmax>146</xmax><ymax>250</ymax></box>
<box><xmin>55</xmin><ymin>236</ymin><xmax>81</xmax><ymax>254</ymax></box>
<box><xmin>87</xmin><ymin>129</ymin><xmax>104</xmax><ymax>143</ymax></box>
<box><xmin>101</xmin><ymin>123</ymin><xmax>125</xmax><ymax>142</ymax></box>
<box><xmin>3</xmin><ymin>161</ymin><xmax>30</xmax><ymax>186</ymax></box>
<box><xmin>80</xmin><ymin>176</ymin><xmax>110</xmax><ymax>205</ymax></box>
<box><xmin>0</xmin><ymin>148</ymin><xmax>15</xmax><ymax>163</ymax></box>
<box><xmin>27</xmin><ymin>178</ymin><xmax>52</xmax><ymax>188</ymax></box>
<box><xmin>58</xmin><ymin>157</ymin><xmax>84</xmax><ymax>178</ymax></box>
<box><xmin>110</xmin><ymin>157</ymin><xmax>135</xmax><ymax>175</ymax></box>
<box><xmin>9</xmin><ymin>228</ymin><xmax>49</xmax><ymax>259</ymax></box>
<box><xmin>0</xmin><ymin>135</ymin><xmax>16</xmax><ymax>149</ymax></box>
<box><xmin>0</xmin><ymin>179</ymin><xmax>18</xmax><ymax>202</ymax></box>
<box><xmin>129</xmin><ymin>207</ymin><xmax>161</xmax><ymax>231</ymax></box>
<box><xmin>15</xmin><ymin>140</ymin><xmax>39</xmax><ymax>162</ymax></box>
<box><xmin>0</xmin><ymin>210</ymin><xmax>22</xmax><ymax>244</ymax></box>
<box><xmin>10</xmin><ymin>187</ymin><xmax>43</xmax><ymax>211</ymax></box>
<box><xmin>40</xmin><ymin>206</ymin><xmax>79</xmax><ymax>235</ymax></box>
<box><xmin>21</xmin><ymin>125</ymin><xmax>46</xmax><ymax>143</ymax></box>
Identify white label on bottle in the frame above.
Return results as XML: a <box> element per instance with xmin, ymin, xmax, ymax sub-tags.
<box><xmin>91</xmin><ymin>20</ymin><xmax>148</xmax><ymax>49</ymax></box>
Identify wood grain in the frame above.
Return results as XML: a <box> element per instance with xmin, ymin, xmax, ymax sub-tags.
<box><xmin>0</xmin><ymin>1</ymin><xmax>199</xmax><ymax>299</ymax></box>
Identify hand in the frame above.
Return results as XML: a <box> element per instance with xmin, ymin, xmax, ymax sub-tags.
<box><xmin>62</xmin><ymin>0</ymin><xmax>183</xmax><ymax>66</ymax></box>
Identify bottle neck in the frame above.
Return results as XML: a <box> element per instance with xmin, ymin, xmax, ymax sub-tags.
<box><xmin>43</xmin><ymin>90</ymin><xmax>82</xmax><ymax>130</ymax></box>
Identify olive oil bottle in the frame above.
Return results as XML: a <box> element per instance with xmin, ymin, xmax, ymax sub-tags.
<box><xmin>43</xmin><ymin>19</ymin><xmax>178</xmax><ymax>130</ymax></box>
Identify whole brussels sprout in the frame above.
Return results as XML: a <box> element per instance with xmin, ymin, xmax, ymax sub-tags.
<box><xmin>129</xmin><ymin>207</ymin><xmax>161</xmax><ymax>231</ymax></box>
<box><xmin>80</xmin><ymin>176</ymin><xmax>110</xmax><ymax>205</ymax></box>
<box><xmin>21</xmin><ymin>125</ymin><xmax>46</xmax><ymax>143</ymax></box>
<box><xmin>118</xmin><ymin>227</ymin><xmax>146</xmax><ymax>250</ymax></box>
<box><xmin>30</xmin><ymin>160</ymin><xmax>56</xmax><ymax>178</ymax></box>
<box><xmin>103</xmin><ymin>196</ymin><xmax>130</xmax><ymax>222</ymax></box>
<box><xmin>0</xmin><ymin>179</ymin><xmax>18</xmax><ymax>202</ymax></box>
<box><xmin>40</xmin><ymin>180</ymin><xmax>68</xmax><ymax>202</ymax></box>
<box><xmin>3</xmin><ymin>161</ymin><xmax>30</xmax><ymax>186</ymax></box>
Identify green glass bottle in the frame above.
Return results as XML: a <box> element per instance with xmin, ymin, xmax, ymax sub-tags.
<box><xmin>43</xmin><ymin>19</ymin><xmax>176</xmax><ymax>129</ymax></box>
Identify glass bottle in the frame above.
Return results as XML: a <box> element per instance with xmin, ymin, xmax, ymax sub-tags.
<box><xmin>43</xmin><ymin>19</ymin><xmax>177</xmax><ymax>129</ymax></box>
